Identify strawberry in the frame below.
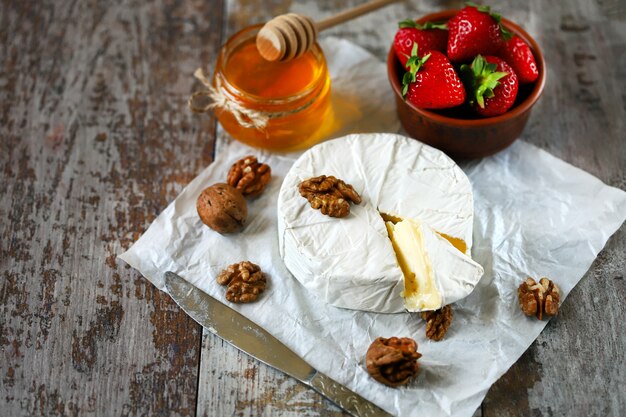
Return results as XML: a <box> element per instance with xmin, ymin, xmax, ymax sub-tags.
<box><xmin>394</xmin><ymin>20</ymin><xmax>448</xmax><ymax>67</ymax></box>
<box><xmin>447</xmin><ymin>3</ymin><xmax>513</xmax><ymax>63</ymax></box>
<box><xmin>498</xmin><ymin>35</ymin><xmax>539</xmax><ymax>84</ymax></box>
<box><xmin>461</xmin><ymin>55</ymin><xmax>518</xmax><ymax>117</ymax></box>
<box><xmin>402</xmin><ymin>44</ymin><xmax>466</xmax><ymax>109</ymax></box>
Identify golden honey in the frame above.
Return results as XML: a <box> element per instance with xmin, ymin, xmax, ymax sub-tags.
<box><xmin>212</xmin><ymin>25</ymin><xmax>333</xmax><ymax>151</ymax></box>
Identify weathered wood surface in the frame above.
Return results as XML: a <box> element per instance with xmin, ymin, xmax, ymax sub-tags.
<box><xmin>0</xmin><ymin>0</ymin><xmax>220</xmax><ymax>415</ymax></box>
<box><xmin>1</xmin><ymin>1</ymin><xmax>624</xmax><ymax>417</ymax></box>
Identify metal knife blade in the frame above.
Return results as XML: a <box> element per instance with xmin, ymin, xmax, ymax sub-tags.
<box><xmin>164</xmin><ymin>272</ymin><xmax>393</xmax><ymax>417</ymax></box>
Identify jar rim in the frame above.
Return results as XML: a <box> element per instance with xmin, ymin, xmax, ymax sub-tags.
<box><xmin>216</xmin><ymin>24</ymin><xmax>328</xmax><ymax>105</ymax></box>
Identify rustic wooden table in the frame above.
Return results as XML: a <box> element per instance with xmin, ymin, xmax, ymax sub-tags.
<box><xmin>2</xmin><ymin>0</ymin><xmax>624</xmax><ymax>416</ymax></box>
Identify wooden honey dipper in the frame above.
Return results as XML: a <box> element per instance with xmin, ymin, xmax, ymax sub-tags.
<box><xmin>256</xmin><ymin>0</ymin><xmax>401</xmax><ymax>62</ymax></box>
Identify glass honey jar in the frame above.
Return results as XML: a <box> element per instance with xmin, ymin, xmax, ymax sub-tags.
<box><xmin>208</xmin><ymin>24</ymin><xmax>333</xmax><ymax>152</ymax></box>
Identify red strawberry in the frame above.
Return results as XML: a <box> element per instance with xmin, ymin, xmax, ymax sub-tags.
<box><xmin>461</xmin><ymin>55</ymin><xmax>518</xmax><ymax>117</ymax></box>
<box><xmin>447</xmin><ymin>3</ymin><xmax>513</xmax><ymax>63</ymax></box>
<box><xmin>498</xmin><ymin>35</ymin><xmax>539</xmax><ymax>84</ymax></box>
<box><xmin>394</xmin><ymin>20</ymin><xmax>448</xmax><ymax>67</ymax></box>
<box><xmin>402</xmin><ymin>45</ymin><xmax>466</xmax><ymax>109</ymax></box>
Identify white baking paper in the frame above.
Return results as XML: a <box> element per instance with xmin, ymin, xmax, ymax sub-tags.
<box><xmin>119</xmin><ymin>38</ymin><xmax>626</xmax><ymax>417</ymax></box>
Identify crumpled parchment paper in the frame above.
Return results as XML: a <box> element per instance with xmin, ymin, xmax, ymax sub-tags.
<box><xmin>119</xmin><ymin>37</ymin><xmax>626</xmax><ymax>417</ymax></box>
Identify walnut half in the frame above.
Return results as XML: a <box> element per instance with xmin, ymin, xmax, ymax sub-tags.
<box><xmin>216</xmin><ymin>261</ymin><xmax>267</xmax><ymax>303</ymax></box>
<box><xmin>299</xmin><ymin>175</ymin><xmax>362</xmax><ymax>218</ymax></box>
<box><xmin>227</xmin><ymin>155</ymin><xmax>272</xmax><ymax>197</ymax></box>
<box><xmin>421</xmin><ymin>305</ymin><xmax>453</xmax><ymax>341</ymax></box>
<box><xmin>518</xmin><ymin>277</ymin><xmax>560</xmax><ymax>320</ymax></box>
<box><xmin>365</xmin><ymin>337</ymin><xmax>421</xmax><ymax>387</ymax></box>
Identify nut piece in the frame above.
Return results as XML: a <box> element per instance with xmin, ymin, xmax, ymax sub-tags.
<box><xmin>216</xmin><ymin>261</ymin><xmax>267</xmax><ymax>303</ymax></box>
<box><xmin>365</xmin><ymin>337</ymin><xmax>421</xmax><ymax>387</ymax></box>
<box><xmin>227</xmin><ymin>155</ymin><xmax>272</xmax><ymax>197</ymax></box>
<box><xmin>421</xmin><ymin>305</ymin><xmax>453</xmax><ymax>341</ymax></box>
<box><xmin>518</xmin><ymin>277</ymin><xmax>560</xmax><ymax>320</ymax></box>
<box><xmin>197</xmin><ymin>183</ymin><xmax>247</xmax><ymax>234</ymax></box>
<box><xmin>299</xmin><ymin>175</ymin><xmax>362</xmax><ymax>218</ymax></box>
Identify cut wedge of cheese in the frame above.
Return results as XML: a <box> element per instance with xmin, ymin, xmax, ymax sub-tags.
<box><xmin>386</xmin><ymin>219</ymin><xmax>483</xmax><ymax>311</ymax></box>
<box><xmin>277</xmin><ymin>133</ymin><xmax>482</xmax><ymax>313</ymax></box>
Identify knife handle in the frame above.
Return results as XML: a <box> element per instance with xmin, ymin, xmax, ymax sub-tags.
<box><xmin>309</xmin><ymin>372</ymin><xmax>394</xmax><ymax>417</ymax></box>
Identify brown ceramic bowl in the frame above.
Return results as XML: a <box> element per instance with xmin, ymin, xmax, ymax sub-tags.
<box><xmin>387</xmin><ymin>10</ymin><xmax>546</xmax><ymax>159</ymax></box>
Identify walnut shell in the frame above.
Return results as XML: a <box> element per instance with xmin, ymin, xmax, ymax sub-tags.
<box><xmin>196</xmin><ymin>183</ymin><xmax>247</xmax><ymax>234</ymax></box>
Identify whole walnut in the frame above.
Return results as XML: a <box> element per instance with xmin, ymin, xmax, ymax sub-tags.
<box><xmin>196</xmin><ymin>183</ymin><xmax>247</xmax><ymax>234</ymax></box>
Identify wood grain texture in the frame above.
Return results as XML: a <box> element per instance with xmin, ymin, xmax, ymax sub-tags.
<box><xmin>482</xmin><ymin>1</ymin><xmax>626</xmax><ymax>416</ymax></box>
<box><xmin>1</xmin><ymin>0</ymin><xmax>221</xmax><ymax>415</ymax></box>
<box><xmin>1</xmin><ymin>0</ymin><xmax>624</xmax><ymax>416</ymax></box>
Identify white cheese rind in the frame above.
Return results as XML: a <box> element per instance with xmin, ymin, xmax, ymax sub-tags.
<box><xmin>277</xmin><ymin>133</ymin><xmax>476</xmax><ymax>313</ymax></box>
<box><xmin>417</xmin><ymin>220</ymin><xmax>484</xmax><ymax>308</ymax></box>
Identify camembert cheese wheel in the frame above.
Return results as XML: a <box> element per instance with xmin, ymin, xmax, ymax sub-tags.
<box><xmin>277</xmin><ymin>133</ymin><xmax>483</xmax><ymax>313</ymax></box>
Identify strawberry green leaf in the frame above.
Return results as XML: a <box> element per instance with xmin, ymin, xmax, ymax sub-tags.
<box><xmin>402</xmin><ymin>72</ymin><xmax>413</xmax><ymax>96</ymax></box>
<box><xmin>499</xmin><ymin>23</ymin><xmax>513</xmax><ymax>41</ymax></box>
<box><xmin>398</xmin><ymin>19</ymin><xmax>448</xmax><ymax>30</ymax></box>
<box><xmin>401</xmin><ymin>43</ymin><xmax>431</xmax><ymax>98</ymax></box>
<box><xmin>472</xmin><ymin>56</ymin><xmax>484</xmax><ymax>75</ymax></box>
<box><xmin>398</xmin><ymin>19</ymin><xmax>419</xmax><ymax>28</ymax></box>
<box><xmin>460</xmin><ymin>55</ymin><xmax>508</xmax><ymax>108</ymax></box>
<box><xmin>465</xmin><ymin>2</ymin><xmax>491</xmax><ymax>13</ymax></box>
<box><xmin>490</xmin><ymin>12</ymin><xmax>513</xmax><ymax>40</ymax></box>
<box><xmin>410</xmin><ymin>42</ymin><xmax>419</xmax><ymax>59</ymax></box>
<box><xmin>419</xmin><ymin>21</ymin><xmax>448</xmax><ymax>30</ymax></box>
<box><xmin>485</xmin><ymin>62</ymin><xmax>498</xmax><ymax>73</ymax></box>
<box><xmin>406</xmin><ymin>56</ymin><xmax>418</xmax><ymax>66</ymax></box>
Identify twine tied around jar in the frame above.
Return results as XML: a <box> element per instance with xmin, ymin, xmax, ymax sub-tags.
<box><xmin>188</xmin><ymin>68</ymin><xmax>269</xmax><ymax>130</ymax></box>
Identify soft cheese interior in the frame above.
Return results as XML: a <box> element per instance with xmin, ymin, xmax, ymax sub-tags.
<box><xmin>386</xmin><ymin>219</ymin><xmax>442</xmax><ymax>310</ymax></box>
<box><xmin>381</xmin><ymin>213</ymin><xmax>468</xmax><ymax>255</ymax></box>
<box><xmin>277</xmin><ymin>133</ymin><xmax>482</xmax><ymax>313</ymax></box>
<box><xmin>385</xmin><ymin>218</ymin><xmax>483</xmax><ymax>311</ymax></box>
